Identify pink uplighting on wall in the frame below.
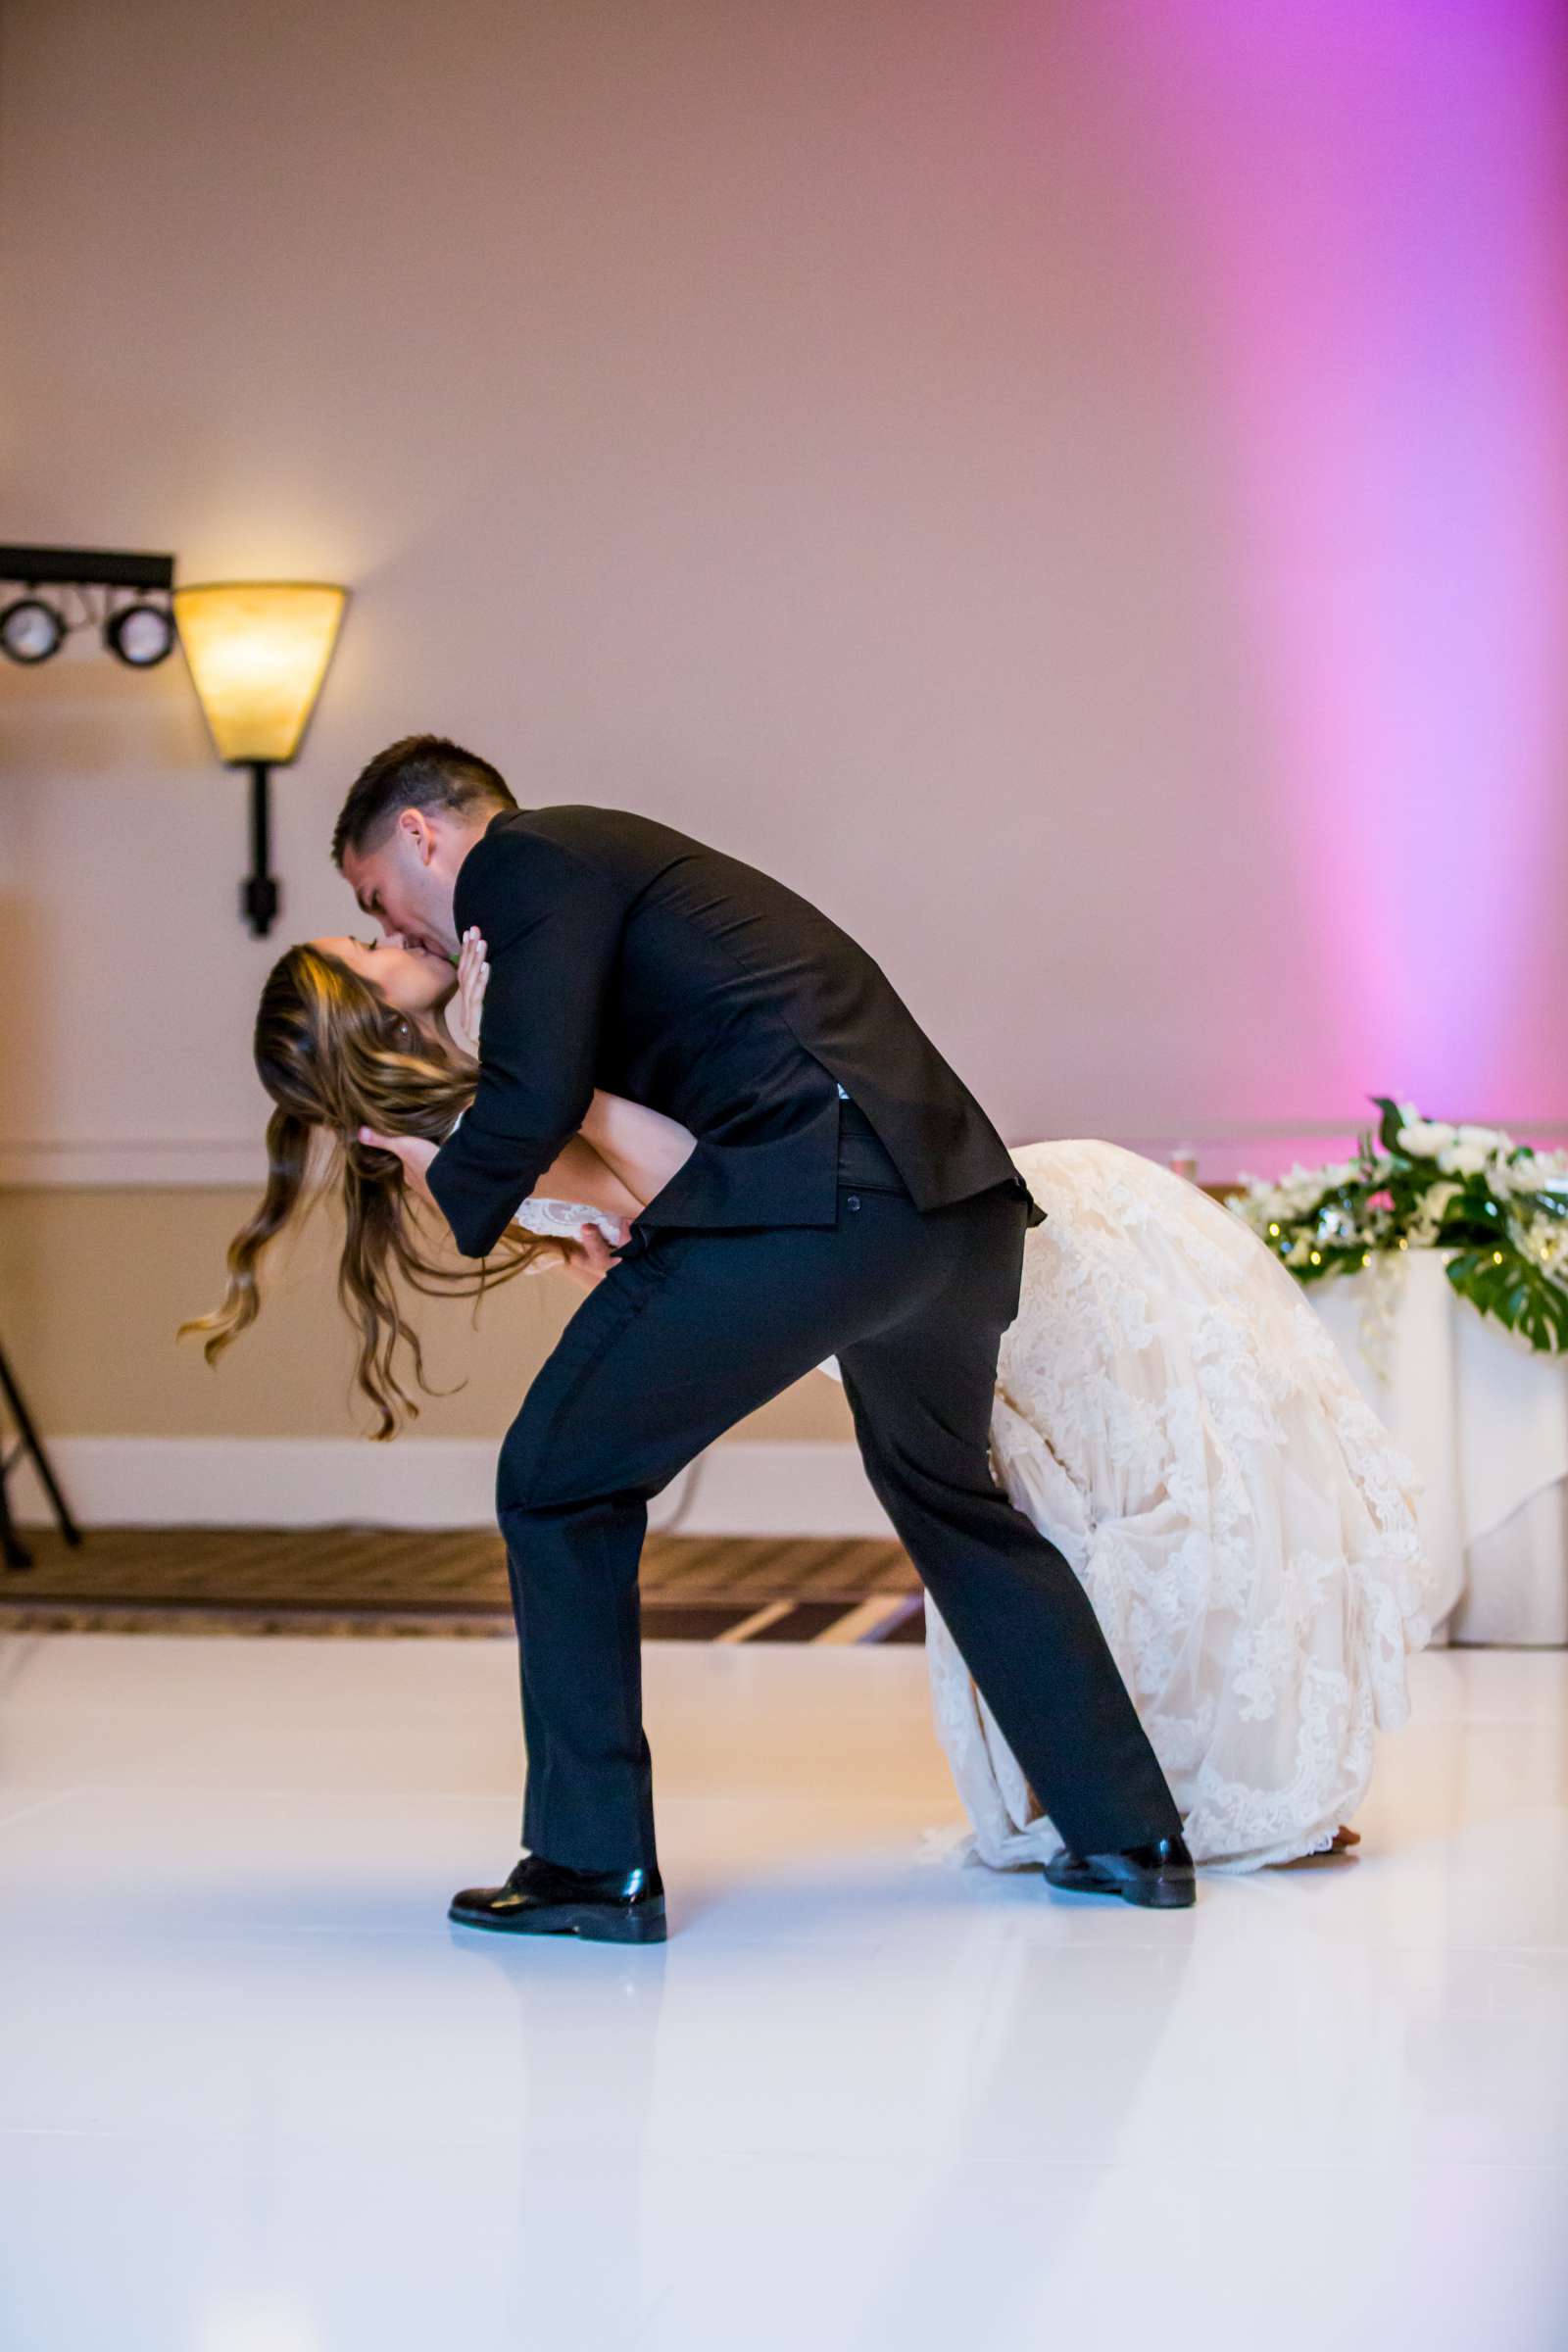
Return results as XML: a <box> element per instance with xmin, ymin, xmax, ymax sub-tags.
<box><xmin>1099</xmin><ymin>0</ymin><xmax>1568</xmax><ymax>1131</ymax></box>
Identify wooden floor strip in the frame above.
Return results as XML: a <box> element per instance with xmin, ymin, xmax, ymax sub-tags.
<box><xmin>0</xmin><ymin>1527</ymin><xmax>923</xmax><ymax>1642</ymax></box>
<box><xmin>812</xmin><ymin>1595</ymin><xmax>915</xmax><ymax>1645</ymax></box>
<box><xmin>716</xmin><ymin>1599</ymin><xmax>796</xmax><ymax>1643</ymax></box>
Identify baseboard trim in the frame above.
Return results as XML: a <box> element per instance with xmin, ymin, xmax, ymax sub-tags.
<box><xmin>0</xmin><ymin>1140</ymin><xmax>267</xmax><ymax>1186</ymax></box>
<box><xmin>7</xmin><ymin>1437</ymin><xmax>896</xmax><ymax>1539</ymax></box>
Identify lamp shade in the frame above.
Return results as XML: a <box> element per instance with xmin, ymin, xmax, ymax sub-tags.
<box><xmin>174</xmin><ymin>581</ymin><xmax>348</xmax><ymax>764</ymax></box>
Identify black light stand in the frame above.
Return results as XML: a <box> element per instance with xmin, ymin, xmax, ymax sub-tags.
<box><xmin>0</xmin><ymin>1332</ymin><xmax>82</xmax><ymax>1572</ymax></box>
<box><xmin>0</xmin><ymin>544</ymin><xmax>166</xmax><ymax>1568</ymax></box>
<box><xmin>0</xmin><ymin>552</ymin><xmax>334</xmax><ymax>1574</ymax></box>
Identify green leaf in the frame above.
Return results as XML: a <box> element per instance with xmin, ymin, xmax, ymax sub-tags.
<box><xmin>1372</xmin><ymin>1097</ymin><xmax>1406</xmax><ymax>1154</ymax></box>
<box><xmin>1446</xmin><ymin>1250</ymin><xmax>1568</xmax><ymax>1353</ymax></box>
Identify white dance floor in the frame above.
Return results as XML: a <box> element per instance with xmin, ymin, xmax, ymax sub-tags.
<box><xmin>1</xmin><ymin>1630</ymin><xmax>1564</xmax><ymax>2351</ymax></box>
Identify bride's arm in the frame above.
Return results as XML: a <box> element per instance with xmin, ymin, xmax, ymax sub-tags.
<box><xmin>527</xmin><ymin>1132</ymin><xmax>644</xmax><ymax>1223</ymax></box>
<box><xmin>519</xmin><ymin>1102</ymin><xmax>693</xmax><ymax>1297</ymax></box>
<box><xmin>443</xmin><ymin>934</ymin><xmax>696</xmax><ymax>1214</ymax></box>
<box><xmin>515</xmin><ymin>1118</ymin><xmax>682</xmax><ymax>1298</ymax></box>
<box><xmin>575</xmin><ymin>1090</ymin><xmax>697</xmax><ymax>1208</ymax></box>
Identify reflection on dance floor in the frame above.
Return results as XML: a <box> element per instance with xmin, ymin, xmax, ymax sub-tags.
<box><xmin>1</xmin><ymin>1637</ymin><xmax>1565</xmax><ymax>2350</ymax></box>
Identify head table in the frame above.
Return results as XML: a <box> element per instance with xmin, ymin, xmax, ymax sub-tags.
<box><xmin>1310</xmin><ymin>1250</ymin><xmax>1568</xmax><ymax>1645</ymax></box>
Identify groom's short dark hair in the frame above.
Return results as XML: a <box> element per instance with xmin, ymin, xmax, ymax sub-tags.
<box><xmin>332</xmin><ymin>735</ymin><xmax>516</xmax><ymax>866</ymax></box>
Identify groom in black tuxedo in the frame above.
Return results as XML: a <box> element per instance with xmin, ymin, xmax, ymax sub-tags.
<box><xmin>337</xmin><ymin>736</ymin><xmax>1192</xmax><ymax>1933</ymax></box>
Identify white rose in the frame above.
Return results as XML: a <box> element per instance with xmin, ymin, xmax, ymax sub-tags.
<box><xmin>1410</xmin><ymin>1181</ymin><xmax>1461</xmax><ymax>1238</ymax></box>
<box><xmin>1507</xmin><ymin>1159</ymin><xmax>1546</xmax><ymax>1196</ymax></box>
<box><xmin>1397</xmin><ymin>1120</ymin><xmax>1455</xmax><ymax>1158</ymax></box>
<box><xmin>1437</xmin><ymin>1143</ymin><xmax>1492</xmax><ymax>1178</ymax></box>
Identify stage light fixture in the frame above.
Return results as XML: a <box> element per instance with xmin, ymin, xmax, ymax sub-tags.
<box><xmin>104</xmin><ymin>599</ymin><xmax>177</xmax><ymax>667</ymax></box>
<box><xmin>1</xmin><ymin>545</ymin><xmax>176</xmax><ymax>674</ymax></box>
<box><xmin>0</xmin><ymin>595</ymin><xmax>66</xmax><ymax>664</ymax></box>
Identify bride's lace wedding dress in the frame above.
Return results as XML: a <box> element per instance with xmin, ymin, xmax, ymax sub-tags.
<box><xmin>514</xmin><ymin>1140</ymin><xmax>1434</xmax><ymax>1874</ymax></box>
<box><xmin>929</xmin><ymin>1142</ymin><xmax>1434</xmax><ymax>1872</ymax></box>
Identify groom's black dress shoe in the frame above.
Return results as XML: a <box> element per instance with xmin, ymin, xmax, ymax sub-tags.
<box><xmin>1043</xmin><ymin>1834</ymin><xmax>1197</xmax><ymax>1910</ymax></box>
<box><xmin>448</xmin><ymin>1854</ymin><xmax>667</xmax><ymax>1943</ymax></box>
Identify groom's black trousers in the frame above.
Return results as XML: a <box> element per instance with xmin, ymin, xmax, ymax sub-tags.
<box><xmin>496</xmin><ymin>1175</ymin><xmax>1182</xmax><ymax>1873</ymax></box>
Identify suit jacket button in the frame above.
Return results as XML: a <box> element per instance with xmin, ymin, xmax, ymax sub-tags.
<box><xmin>846</xmin><ymin>1195</ymin><xmax>860</xmax><ymax>1211</ymax></box>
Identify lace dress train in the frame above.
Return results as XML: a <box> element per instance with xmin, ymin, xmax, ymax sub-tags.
<box><xmin>926</xmin><ymin>1141</ymin><xmax>1434</xmax><ymax>1872</ymax></box>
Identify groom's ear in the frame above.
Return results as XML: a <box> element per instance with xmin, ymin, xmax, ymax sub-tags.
<box><xmin>396</xmin><ymin>808</ymin><xmax>438</xmax><ymax>865</ymax></box>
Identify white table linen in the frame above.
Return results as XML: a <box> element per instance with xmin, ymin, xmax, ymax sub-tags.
<box><xmin>1310</xmin><ymin>1251</ymin><xmax>1568</xmax><ymax>1644</ymax></box>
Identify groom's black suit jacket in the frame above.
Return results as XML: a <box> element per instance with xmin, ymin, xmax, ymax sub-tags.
<box><xmin>426</xmin><ymin>806</ymin><xmax>1039</xmax><ymax>1260</ymax></box>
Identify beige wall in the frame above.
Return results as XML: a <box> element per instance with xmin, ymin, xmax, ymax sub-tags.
<box><xmin>2</xmin><ymin>0</ymin><xmax>1563</xmax><ymax>1451</ymax></box>
<box><xmin>0</xmin><ymin>0</ymin><xmax>1434</xmax><ymax>1177</ymax></box>
<box><xmin>0</xmin><ymin>1188</ymin><xmax>852</xmax><ymax>1444</ymax></box>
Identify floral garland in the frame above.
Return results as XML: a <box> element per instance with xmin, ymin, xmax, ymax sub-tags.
<box><xmin>1229</xmin><ymin>1099</ymin><xmax>1568</xmax><ymax>1354</ymax></box>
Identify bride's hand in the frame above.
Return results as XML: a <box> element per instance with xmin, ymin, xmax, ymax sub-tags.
<box><xmin>446</xmin><ymin>927</ymin><xmax>490</xmax><ymax>1056</ymax></box>
<box><xmin>559</xmin><ymin>1219</ymin><xmax>629</xmax><ymax>1292</ymax></box>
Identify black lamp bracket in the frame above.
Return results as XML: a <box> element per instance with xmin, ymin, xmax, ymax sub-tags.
<box><xmin>239</xmin><ymin>760</ymin><xmax>282</xmax><ymax>938</ymax></box>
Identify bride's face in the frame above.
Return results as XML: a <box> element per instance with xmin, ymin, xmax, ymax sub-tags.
<box><xmin>311</xmin><ymin>935</ymin><xmax>456</xmax><ymax>1018</ymax></box>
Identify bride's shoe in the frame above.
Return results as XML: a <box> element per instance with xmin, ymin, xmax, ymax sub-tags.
<box><xmin>1043</xmin><ymin>1834</ymin><xmax>1197</xmax><ymax>1909</ymax></box>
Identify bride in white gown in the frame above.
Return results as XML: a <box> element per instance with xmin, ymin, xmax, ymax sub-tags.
<box><xmin>907</xmin><ymin>1139</ymin><xmax>1433</xmax><ymax>1872</ymax></box>
<box><xmin>210</xmin><ymin>928</ymin><xmax>1434</xmax><ymax>1876</ymax></box>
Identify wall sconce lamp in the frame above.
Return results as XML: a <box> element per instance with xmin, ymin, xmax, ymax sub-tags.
<box><xmin>173</xmin><ymin>581</ymin><xmax>349</xmax><ymax>937</ymax></box>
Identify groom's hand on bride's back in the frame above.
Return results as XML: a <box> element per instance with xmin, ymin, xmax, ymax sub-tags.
<box><xmin>358</xmin><ymin>1127</ymin><xmax>437</xmax><ymax>1209</ymax></box>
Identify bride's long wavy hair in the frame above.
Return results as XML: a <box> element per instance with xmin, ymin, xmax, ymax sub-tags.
<box><xmin>178</xmin><ymin>945</ymin><xmax>561</xmax><ymax>1438</ymax></box>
